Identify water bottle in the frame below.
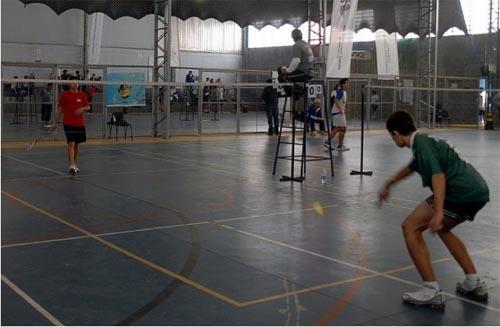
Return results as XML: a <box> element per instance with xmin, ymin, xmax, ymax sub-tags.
<box><xmin>320</xmin><ymin>168</ymin><xmax>327</xmax><ymax>184</ymax></box>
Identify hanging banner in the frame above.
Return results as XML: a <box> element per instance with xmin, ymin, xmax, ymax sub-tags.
<box><xmin>402</xmin><ymin>79</ymin><xmax>414</xmax><ymax>105</ymax></box>
<box><xmin>326</xmin><ymin>0</ymin><xmax>359</xmax><ymax>78</ymax></box>
<box><xmin>170</xmin><ymin>17</ymin><xmax>181</xmax><ymax>67</ymax></box>
<box><xmin>87</xmin><ymin>13</ymin><xmax>104</xmax><ymax>65</ymax></box>
<box><xmin>105</xmin><ymin>72</ymin><xmax>146</xmax><ymax>107</ymax></box>
<box><xmin>375</xmin><ymin>30</ymin><xmax>400</xmax><ymax>80</ymax></box>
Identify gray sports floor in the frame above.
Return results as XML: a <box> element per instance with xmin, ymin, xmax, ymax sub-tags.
<box><xmin>2</xmin><ymin>128</ymin><xmax>499</xmax><ymax>325</ymax></box>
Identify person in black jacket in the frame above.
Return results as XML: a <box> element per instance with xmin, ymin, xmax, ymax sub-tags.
<box><xmin>261</xmin><ymin>79</ymin><xmax>279</xmax><ymax>135</ymax></box>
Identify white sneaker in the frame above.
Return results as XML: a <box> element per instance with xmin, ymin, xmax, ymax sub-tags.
<box><xmin>74</xmin><ymin>167</ymin><xmax>80</xmax><ymax>173</ymax></box>
<box><xmin>402</xmin><ymin>285</ymin><xmax>445</xmax><ymax>309</ymax></box>
<box><xmin>456</xmin><ymin>279</ymin><xmax>488</xmax><ymax>301</ymax></box>
<box><xmin>336</xmin><ymin>145</ymin><xmax>350</xmax><ymax>151</ymax></box>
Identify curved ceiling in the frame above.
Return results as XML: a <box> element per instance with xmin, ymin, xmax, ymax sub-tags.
<box><xmin>18</xmin><ymin>0</ymin><xmax>466</xmax><ymax>37</ymax></box>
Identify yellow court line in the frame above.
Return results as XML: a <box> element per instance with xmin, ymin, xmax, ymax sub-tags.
<box><xmin>241</xmin><ymin>248</ymin><xmax>500</xmax><ymax>307</ymax></box>
<box><xmin>4</xmin><ymin>189</ymin><xmax>500</xmax><ymax>312</ymax></box>
<box><xmin>2</xmin><ymin>274</ymin><xmax>64</xmax><ymax>326</ymax></box>
<box><xmin>240</xmin><ymin>274</ymin><xmax>373</xmax><ymax>307</ymax></box>
<box><xmin>2</xmin><ymin>191</ymin><xmax>242</xmax><ymax>308</ymax></box>
<box><xmin>222</xmin><ymin>224</ymin><xmax>500</xmax><ymax>312</ymax></box>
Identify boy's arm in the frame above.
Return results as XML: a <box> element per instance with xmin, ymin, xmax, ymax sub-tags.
<box><xmin>379</xmin><ymin>165</ymin><xmax>414</xmax><ymax>201</ymax></box>
<box><xmin>48</xmin><ymin>106</ymin><xmax>64</xmax><ymax>131</ymax></box>
<box><xmin>75</xmin><ymin>105</ymin><xmax>91</xmax><ymax>115</ymax></box>
<box><xmin>335</xmin><ymin>99</ymin><xmax>345</xmax><ymax>113</ymax></box>
<box><xmin>428</xmin><ymin>173</ymin><xmax>446</xmax><ymax>232</ymax></box>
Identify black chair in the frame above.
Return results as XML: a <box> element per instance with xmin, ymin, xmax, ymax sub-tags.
<box><xmin>436</xmin><ymin>109</ymin><xmax>451</xmax><ymax>127</ymax></box>
<box><xmin>107</xmin><ymin>112</ymin><xmax>133</xmax><ymax>140</ymax></box>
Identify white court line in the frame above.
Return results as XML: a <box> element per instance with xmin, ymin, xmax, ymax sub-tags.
<box><xmin>2</xmin><ymin>167</ymin><xmax>193</xmax><ymax>183</ymax></box>
<box><xmin>4</xmin><ymin>150</ymin><xmax>500</xmax><ymax>312</ymax></box>
<box><xmin>219</xmin><ymin>224</ymin><xmax>500</xmax><ymax>313</ymax></box>
<box><xmin>213</xmin><ymin>203</ymin><xmax>339</xmax><ymax>223</ymax></box>
<box><xmin>2</xmin><ymin>154</ymin><xmax>65</xmax><ymax>176</ymax></box>
<box><xmin>1</xmin><ymin>221</ymin><xmax>211</xmax><ymax>249</ymax></box>
<box><xmin>2</xmin><ymin>203</ymin><xmax>338</xmax><ymax>249</ymax></box>
<box><xmin>4</xmin><ymin>150</ymin><xmax>497</xmax><ymax>251</ymax></box>
<box><xmin>2</xmin><ymin>274</ymin><xmax>64</xmax><ymax>326</ymax></box>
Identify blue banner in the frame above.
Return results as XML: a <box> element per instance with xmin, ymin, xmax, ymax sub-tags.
<box><xmin>105</xmin><ymin>72</ymin><xmax>145</xmax><ymax>107</ymax></box>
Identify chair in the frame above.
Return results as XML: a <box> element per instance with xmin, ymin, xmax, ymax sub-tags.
<box><xmin>107</xmin><ymin>111</ymin><xmax>133</xmax><ymax>140</ymax></box>
<box><xmin>436</xmin><ymin>109</ymin><xmax>451</xmax><ymax>127</ymax></box>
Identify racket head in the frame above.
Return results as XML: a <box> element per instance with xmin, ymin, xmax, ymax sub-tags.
<box><xmin>24</xmin><ymin>138</ymin><xmax>40</xmax><ymax>151</ymax></box>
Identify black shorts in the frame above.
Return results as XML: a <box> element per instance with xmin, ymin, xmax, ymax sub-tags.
<box><xmin>64</xmin><ymin>125</ymin><xmax>87</xmax><ymax>144</ymax></box>
<box><xmin>330</xmin><ymin>124</ymin><xmax>347</xmax><ymax>132</ymax></box>
<box><xmin>425</xmin><ymin>196</ymin><xmax>486</xmax><ymax>222</ymax></box>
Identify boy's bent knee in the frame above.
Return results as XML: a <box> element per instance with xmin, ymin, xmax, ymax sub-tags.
<box><xmin>401</xmin><ymin>218</ymin><xmax>427</xmax><ymax>235</ymax></box>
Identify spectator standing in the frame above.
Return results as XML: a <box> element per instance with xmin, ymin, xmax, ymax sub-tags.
<box><xmin>261</xmin><ymin>79</ymin><xmax>279</xmax><ymax>135</ymax></box>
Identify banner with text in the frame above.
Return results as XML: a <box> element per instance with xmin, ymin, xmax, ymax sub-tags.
<box><xmin>87</xmin><ymin>13</ymin><xmax>104</xmax><ymax>65</ymax></box>
<box><xmin>326</xmin><ymin>0</ymin><xmax>359</xmax><ymax>78</ymax></box>
<box><xmin>375</xmin><ymin>30</ymin><xmax>400</xmax><ymax>80</ymax></box>
<box><xmin>170</xmin><ymin>18</ymin><xmax>180</xmax><ymax>67</ymax></box>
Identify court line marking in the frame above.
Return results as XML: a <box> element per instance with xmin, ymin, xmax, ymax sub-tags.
<box><xmin>1</xmin><ymin>221</ymin><xmax>211</xmax><ymax>249</ymax></box>
<box><xmin>219</xmin><ymin>224</ymin><xmax>500</xmax><ymax>312</ymax></box>
<box><xmin>3</xmin><ymin>190</ymin><xmax>499</xmax><ymax>312</ymax></box>
<box><xmin>4</xmin><ymin>148</ymin><xmax>499</xmax><ymax>307</ymax></box>
<box><xmin>2</xmin><ymin>191</ymin><xmax>242</xmax><ymax>307</ymax></box>
<box><xmin>2</xmin><ymin>154</ymin><xmax>65</xmax><ymax>176</ymax></box>
<box><xmin>1</xmin><ymin>167</ymin><xmax>193</xmax><ymax>183</ymax></box>
<box><xmin>1</xmin><ymin>204</ymin><xmax>339</xmax><ymax>249</ymax></box>
<box><xmin>2</xmin><ymin>274</ymin><xmax>64</xmax><ymax>326</ymax></box>
<box><xmin>5</xmin><ymin>147</ymin><xmax>498</xmax><ymax>224</ymax></box>
<box><xmin>106</xmin><ymin>146</ymin><xmax>500</xmax><ymax>226</ymax></box>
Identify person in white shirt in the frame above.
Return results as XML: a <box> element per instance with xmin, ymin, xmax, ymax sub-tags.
<box><xmin>324</xmin><ymin>78</ymin><xmax>350</xmax><ymax>151</ymax></box>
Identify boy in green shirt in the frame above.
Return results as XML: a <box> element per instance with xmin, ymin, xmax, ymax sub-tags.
<box><xmin>379</xmin><ymin>111</ymin><xmax>490</xmax><ymax>309</ymax></box>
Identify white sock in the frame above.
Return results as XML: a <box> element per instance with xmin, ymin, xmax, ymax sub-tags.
<box><xmin>466</xmin><ymin>273</ymin><xmax>478</xmax><ymax>281</ymax></box>
<box><xmin>465</xmin><ymin>274</ymin><xmax>479</xmax><ymax>288</ymax></box>
<box><xmin>424</xmin><ymin>281</ymin><xmax>439</xmax><ymax>291</ymax></box>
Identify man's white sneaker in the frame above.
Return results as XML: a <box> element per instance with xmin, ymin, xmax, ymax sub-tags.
<box><xmin>456</xmin><ymin>279</ymin><xmax>488</xmax><ymax>301</ymax></box>
<box><xmin>402</xmin><ymin>285</ymin><xmax>445</xmax><ymax>309</ymax></box>
<box><xmin>74</xmin><ymin>167</ymin><xmax>80</xmax><ymax>173</ymax></box>
<box><xmin>336</xmin><ymin>145</ymin><xmax>350</xmax><ymax>151</ymax></box>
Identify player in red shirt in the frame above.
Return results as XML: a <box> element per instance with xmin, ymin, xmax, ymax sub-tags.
<box><xmin>49</xmin><ymin>77</ymin><xmax>90</xmax><ymax>175</ymax></box>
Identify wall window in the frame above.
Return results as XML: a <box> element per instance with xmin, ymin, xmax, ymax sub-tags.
<box><xmin>177</xmin><ymin>17</ymin><xmax>242</xmax><ymax>54</ymax></box>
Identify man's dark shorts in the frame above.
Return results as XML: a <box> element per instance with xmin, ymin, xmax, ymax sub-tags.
<box><xmin>426</xmin><ymin>196</ymin><xmax>487</xmax><ymax>222</ymax></box>
<box><xmin>64</xmin><ymin>125</ymin><xmax>87</xmax><ymax>144</ymax></box>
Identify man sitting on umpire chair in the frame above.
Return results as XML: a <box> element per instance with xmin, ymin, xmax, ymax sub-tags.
<box><xmin>278</xmin><ymin>28</ymin><xmax>314</xmax><ymax>121</ymax></box>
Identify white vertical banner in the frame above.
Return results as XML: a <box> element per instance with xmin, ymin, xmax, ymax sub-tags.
<box><xmin>326</xmin><ymin>0</ymin><xmax>359</xmax><ymax>78</ymax></box>
<box><xmin>170</xmin><ymin>17</ymin><xmax>180</xmax><ymax>67</ymax></box>
<box><xmin>87</xmin><ymin>13</ymin><xmax>104</xmax><ymax>65</ymax></box>
<box><xmin>375</xmin><ymin>30</ymin><xmax>399</xmax><ymax>80</ymax></box>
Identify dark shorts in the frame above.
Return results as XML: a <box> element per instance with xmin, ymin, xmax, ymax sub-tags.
<box><xmin>330</xmin><ymin>124</ymin><xmax>347</xmax><ymax>132</ymax></box>
<box><xmin>425</xmin><ymin>196</ymin><xmax>486</xmax><ymax>222</ymax></box>
<box><xmin>64</xmin><ymin>125</ymin><xmax>87</xmax><ymax>144</ymax></box>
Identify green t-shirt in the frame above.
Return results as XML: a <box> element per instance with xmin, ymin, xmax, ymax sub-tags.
<box><xmin>408</xmin><ymin>133</ymin><xmax>489</xmax><ymax>203</ymax></box>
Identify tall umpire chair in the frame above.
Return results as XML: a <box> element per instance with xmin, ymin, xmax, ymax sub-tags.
<box><xmin>272</xmin><ymin>69</ymin><xmax>334</xmax><ymax>182</ymax></box>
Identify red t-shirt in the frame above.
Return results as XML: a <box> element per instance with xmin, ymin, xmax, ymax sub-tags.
<box><xmin>58</xmin><ymin>90</ymin><xmax>89</xmax><ymax>126</ymax></box>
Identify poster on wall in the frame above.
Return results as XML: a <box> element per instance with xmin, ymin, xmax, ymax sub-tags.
<box><xmin>105</xmin><ymin>72</ymin><xmax>146</xmax><ymax>107</ymax></box>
